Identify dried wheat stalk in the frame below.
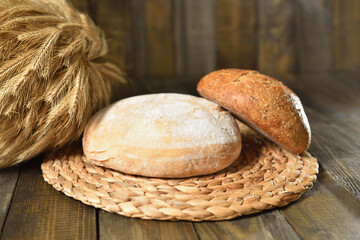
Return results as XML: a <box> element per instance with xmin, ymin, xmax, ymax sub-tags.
<box><xmin>0</xmin><ymin>0</ymin><xmax>126</xmax><ymax>168</ymax></box>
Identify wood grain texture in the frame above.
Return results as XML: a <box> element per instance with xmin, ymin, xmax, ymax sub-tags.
<box><xmin>317</xmin><ymin>74</ymin><xmax>360</xmax><ymax>134</ymax></box>
<box><xmin>145</xmin><ymin>0</ymin><xmax>174</xmax><ymax>80</ymax></box>
<box><xmin>258</xmin><ymin>0</ymin><xmax>296</xmax><ymax>76</ymax></box>
<box><xmin>91</xmin><ymin>0</ymin><xmax>141</xmax><ymax>101</ymax></box>
<box><xmin>216</xmin><ymin>0</ymin><xmax>257</xmax><ymax>69</ymax></box>
<box><xmin>280</xmin><ymin>74</ymin><xmax>360</xmax><ymax>199</ymax></box>
<box><xmin>93</xmin><ymin>0</ymin><xmax>132</xmax><ymax>73</ymax></box>
<box><xmin>296</xmin><ymin>0</ymin><xmax>332</xmax><ymax>73</ymax></box>
<box><xmin>281</xmin><ymin>169</ymin><xmax>360</xmax><ymax>240</ymax></box>
<box><xmin>284</xmin><ymin>74</ymin><xmax>360</xmax><ymax>134</ymax></box>
<box><xmin>0</xmin><ymin>168</ymin><xmax>19</xmax><ymax>234</ymax></box>
<box><xmin>68</xmin><ymin>0</ymin><xmax>90</xmax><ymax>14</ymax></box>
<box><xmin>194</xmin><ymin>211</ymin><xmax>301</xmax><ymax>240</ymax></box>
<box><xmin>308</xmin><ymin>109</ymin><xmax>360</xmax><ymax>199</ymax></box>
<box><xmin>1</xmin><ymin>159</ymin><xmax>96</xmax><ymax>240</ymax></box>
<box><xmin>99</xmin><ymin>211</ymin><xmax>198</xmax><ymax>240</ymax></box>
<box><xmin>334</xmin><ymin>0</ymin><xmax>360</xmax><ymax>72</ymax></box>
<box><xmin>130</xmin><ymin>0</ymin><xmax>174</xmax><ymax>82</ymax></box>
<box><xmin>67</xmin><ymin>0</ymin><xmax>360</xmax><ymax>78</ymax></box>
<box><xmin>174</xmin><ymin>0</ymin><xmax>216</xmax><ymax>88</ymax></box>
<box><xmin>129</xmin><ymin>0</ymin><xmax>147</xmax><ymax>79</ymax></box>
<box><xmin>1</xmin><ymin>1</ymin><xmax>359</xmax><ymax>239</ymax></box>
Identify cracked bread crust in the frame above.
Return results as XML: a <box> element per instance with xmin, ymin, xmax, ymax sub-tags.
<box><xmin>197</xmin><ymin>69</ymin><xmax>311</xmax><ymax>154</ymax></box>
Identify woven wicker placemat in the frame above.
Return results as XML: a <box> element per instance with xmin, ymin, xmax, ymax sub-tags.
<box><xmin>41</xmin><ymin>131</ymin><xmax>318</xmax><ymax>221</ymax></box>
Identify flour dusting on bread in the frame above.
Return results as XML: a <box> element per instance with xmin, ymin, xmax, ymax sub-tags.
<box><xmin>83</xmin><ymin>93</ymin><xmax>242</xmax><ymax>178</ymax></box>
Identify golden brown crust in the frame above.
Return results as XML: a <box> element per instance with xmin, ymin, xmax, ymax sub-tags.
<box><xmin>197</xmin><ymin>69</ymin><xmax>311</xmax><ymax>154</ymax></box>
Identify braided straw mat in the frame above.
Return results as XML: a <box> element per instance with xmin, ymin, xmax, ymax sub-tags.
<box><xmin>41</xmin><ymin>125</ymin><xmax>318</xmax><ymax>221</ymax></box>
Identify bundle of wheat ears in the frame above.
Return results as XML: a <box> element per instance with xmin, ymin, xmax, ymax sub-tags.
<box><xmin>0</xmin><ymin>0</ymin><xmax>126</xmax><ymax>168</ymax></box>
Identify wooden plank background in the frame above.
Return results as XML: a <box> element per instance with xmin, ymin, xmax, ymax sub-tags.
<box><xmin>0</xmin><ymin>0</ymin><xmax>359</xmax><ymax>239</ymax></box>
<box><xmin>70</xmin><ymin>0</ymin><xmax>360</xmax><ymax>90</ymax></box>
<box><xmin>1</xmin><ymin>159</ymin><xmax>96</xmax><ymax>240</ymax></box>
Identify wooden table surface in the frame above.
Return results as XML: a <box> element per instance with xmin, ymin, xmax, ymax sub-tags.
<box><xmin>1</xmin><ymin>72</ymin><xmax>359</xmax><ymax>240</ymax></box>
<box><xmin>1</xmin><ymin>1</ymin><xmax>360</xmax><ymax>239</ymax></box>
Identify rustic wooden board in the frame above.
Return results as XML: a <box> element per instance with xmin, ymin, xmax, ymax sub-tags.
<box><xmin>296</xmin><ymin>0</ymin><xmax>332</xmax><ymax>73</ymax></box>
<box><xmin>284</xmin><ymin>74</ymin><xmax>360</xmax><ymax>135</ymax></box>
<box><xmin>128</xmin><ymin>0</ymin><xmax>146</xmax><ymax>79</ymax></box>
<box><xmin>68</xmin><ymin>0</ymin><xmax>360</xmax><ymax>78</ymax></box>
<box><xmin>317</xmin><ymin>75</ymin><xmax>360</xmax><ymax>133</ymax></box>
<box><xmin>99</xmin><ymin>210</ymin><xmax>199</xmax><ymax>240</ymax></box>
<box><xmin>309</xmin><ymin>108</ymin><xmax>360</xmax><ymax>194</ymax></box>
<box><xmin>318</xmin><ymin>73</ymin><xmax>360</xmax><ymax>106</ymax></box>
<box><xmin>258</xmin><ymin>0</ymin><xmax>296</xmax><ymax>76</ymax></box>
<box><xmin>1</xmin><ymin>159</ymin><xmax>96</xmax><ymax>240</ymax></box>
<box><xmin>333</xmin><ymin>0</ymin><xmax>360</xmax><ymax>72</ymax></box>
<box><xmin>173</xmin><ymin>0</ymin><xmax>216</xmax><ymax>88</ymax></box>
<box><xmin>280</xmin><ymin>169</ymin><xmax>360</xmax><ymax>240</ymax></box>
<box><xmin>216</xmin><ymin>0</ymin><xmax>257</xmax><ymax>70</ymax></box>
<box><xmin>145</xmin><ymin>0</ymin><xmax>174</xmax><ymax>80</ymax></box>
<box><xmin>0</xmin><ymin>168</ymin><xmax>19</xmax><ymax>234</ymax></box>
<box><xmin>130</xmin><ymin>0</ymin><xmax>174</xmax><ymax>83</ymax></box>
<box><xmin>69</xmin><ymin>0</ymin><xmax>89</xmax><ymax>13</ymax></box>
<box><xmin>90</xmin><ymin>0</ymin><xmax>142</xmax><ymax>101</ymax></box>
<box><xmin>93</xmin><ymin>0</ymin><xmax>132</xmax><ymax>73</ymax></box>
<box><xmin>280</xmin><ymin>75</ymin><xmax>360</xmax><ymax>199</ymax></box>
<box><xmin>194</xmin><ymin>211</ymin><xmax>301</xmax><ymax>240</ymax></box>
<box><xmin>2</xmin><ymin>1</ymin><xmax>360</xmax><ymax>239</ymax></box>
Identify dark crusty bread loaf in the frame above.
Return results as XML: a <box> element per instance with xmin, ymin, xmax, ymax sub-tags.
<box><xmin>197</xmin><ymin>69</ymin><xmax>311</xmax><ymax>154</ymax></box>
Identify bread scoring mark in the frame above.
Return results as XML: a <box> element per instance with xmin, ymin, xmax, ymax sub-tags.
<box><xmin>233</xmin><ymin>70</ymin><xmax>258</xmax><ymax>82</ymax></box>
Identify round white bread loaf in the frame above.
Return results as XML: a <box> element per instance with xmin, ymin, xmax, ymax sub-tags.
<box><xmin>83</xmin><ymin>93</ymin><xmax>242</xmax><ymax>178</ymax></box>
